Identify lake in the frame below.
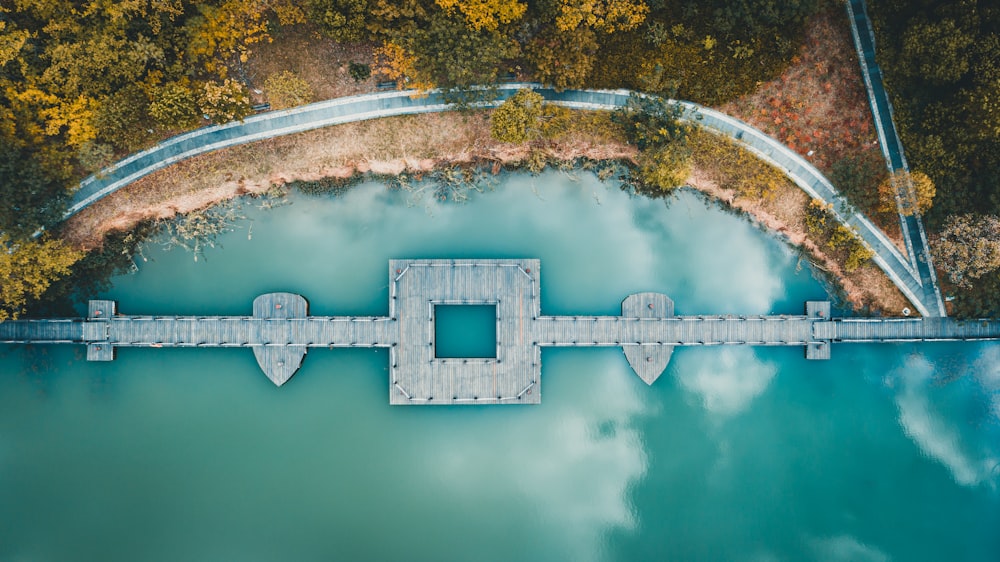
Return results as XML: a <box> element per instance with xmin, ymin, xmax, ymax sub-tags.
<box><xmin>1</xmin><ymin>171</ymin><xmax>997</xmax><ymax>561</ymax></box>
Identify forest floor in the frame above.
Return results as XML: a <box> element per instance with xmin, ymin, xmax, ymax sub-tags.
<box><xmin>60</xmin><ymin>14</ymin><xmax>910</xmax><ymax>314</ymax></box>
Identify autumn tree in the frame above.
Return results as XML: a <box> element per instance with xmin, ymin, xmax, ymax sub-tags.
<box><xmin>199</xmin><ymin>79</ymin><xmax>252</xmax><ymax>124</ymax></box>
<box><xmin>263</xmin><ymin>71</ymin><xmax>315</xmax><ymax>110</ymax></box>
<box><xmin>490</xmin><ymin>89</ymin><xmax>544</xmax><ymax>143</ymax></box>
<box><xmin>526</xmin><ymin>26</ymin><xmax>598</xmax><ymax>90</ymax></box>
<box><xmin>555</xmin><ymin>0</ymin><xmax>649</xmax><ymax>33</ymax></box>
<box><xmin>150</xmin><ymin>81</ymin><xmax>202</xmax><ymax>130</ymax></box>
<box><xmin>638</xmin><ymin>141</ymin><xmax>692</xmax><ymax>192</ymax></box>
<box><xmin>404</xmin><ymin>10</ymin><xmax>519</xmax><ymax>92</ymax></box>
<box><xmin>185</xmin><ymin>0</ymin><xmax>273</xmax><ymax>76</ymax></box>
<box><xmin>932</xmin><ymin>214</ymin><xmax>1000</xmax><ymax>288</ymax></box>
<box><xmin>375</xmin><ymin>41</ymin><xmax>434</xmax><ymax>91</ymax></box>
<box><xmin>436</xmin><ymin>0</ymin><xmax>527</xmax><ymax>31</ymax></box>
<box><xmin>0</xmin><ymin>235</ymin><xmax>83</xmax><ymax>322</ymax></box>
<box><xmin>878</xmin><ymin>170</ymin><xmax>935</xmax><ymax>216</ymax></box>
<box><xmin>0</xmin><ymin>21</ymin><xmax>30</xmax><ymax>71</ymax></box>
<box><xmin>308</xmin><ymin>0</ymin><xmax>370</xmax><ymax>41</ymax></box>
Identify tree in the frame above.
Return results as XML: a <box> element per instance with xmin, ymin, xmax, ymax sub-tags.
<box><xmin>829</xmin><ymin>151</ymin><xmax>886</xmax><ymax>216</ymax></box>
<box><xmin>555</xmin><ymin>0</ymin><xmax>649</xmax><ymax>33</ymax></box>
<box><xmin>0</xmin><ymin>21</ymin><xmax>30</xmax><ymax>70</ymax></box>
<box><xmin>900</xmin><ymin>18</ymin><xmax>974</xmax><ymax>85</ymax></box>
<box><xmin>0</xmin><ymin>138</ymin><xmax>69</xmax><ymax>238</ymax></box>
<box><xmin>679</xmin><ymin>0</ymin><xmax>822</xmax><ymax>36</ymax></box>
<box><xmin>149</xmin><ymin>81</ymin><xmax>201</xmax><ymax>130</ymax></box>
<box><xmin>612</xmin><ymin>93</ymin><xmax>687</xmax><ymax>150</ymax></box>
<box><xmin>199</xmin><ymin>79</ymin><xmax>252</xmax><ymax>124</ymax></box>
<box><xmin>878</xmin><ymin>170</ymin><xmax>935</xmax><ymax>216</ymax></box>
<box><xmin>40</xmin><ymin>31</ymin><xmax>164</xmax><ymax>99</ymax></box>
<box><xmin>263</xmin><ymin>71</ymin><xmax>314</xmax><ymax>110</ymax></box>
<box><xmin>435</xmin><ymin>0</ymin><xmax>527</xmax><ymax>31</ymax></box>
<box><xmin>0</xmin><ymin>235</ymin><xmax>83</xmax><ymax>322</ymax></box>
<box><xmin>93</xmin><ymin>84</ymin><xmax>154</xmax><ymax>152</ymax></box>
<box><xmin>183</xmin><ymin>0</ymin><xmax>306</xmax><ymax>76</ymax></box>
<box><xmin>638</xmin><ymin>142</ymin><xmax>692</xmax><ymax>192</ymax></box>
<box><xmin>490</xmin><ymin>89</ymin><xmax>544</xmax><ymax>143</ymax></box>
<box><xmin>526</xmin><ymin>26</ymin><xmax>598</xmax><ymax>90</ymax></box>
<box><xmin>405</xmin><ymin>10</ymin><xmax>519</xmax><ymax>91</ymax></box>
<box><xmin>308</xmin><ymin>0</ymin><xmax>370</xmax><ymax>41</ymax></box>
<box><xmin>932</xmin><ymin>214</ymin><xmax>1000</xmax><ymax>289</ymax></box>
<box><xmin>374</xmin><ymin>41</ymin><xmax>435</xmax><ymax>91</ymax></box>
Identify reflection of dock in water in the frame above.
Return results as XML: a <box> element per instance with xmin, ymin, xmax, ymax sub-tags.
<box><xmin>3</xmin><ymin>259</ymin><xmax>1000</xmax><ymax>405</ymax></box>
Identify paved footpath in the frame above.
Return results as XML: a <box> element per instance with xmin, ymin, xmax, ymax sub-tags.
<box><xmin>846</xmin><ymin>0</ymin><xmax>946</xmax><ymax>316</ymax></box>
<box><xmin>67</xmin><ymin>84</ymin><xmax>942</xmax><ymax>317</ymax></box>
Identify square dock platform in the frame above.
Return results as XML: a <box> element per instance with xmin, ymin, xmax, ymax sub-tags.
<box><xmin>389</xmin><ymin>259</ymin><xmax>541</xmax><ymax>405</ymax></box>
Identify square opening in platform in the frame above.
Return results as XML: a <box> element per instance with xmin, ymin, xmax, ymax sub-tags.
<box><xmin>434</xmin><ymin>304</ymin><xmax>497</xmax><ymax>358</ymax></box>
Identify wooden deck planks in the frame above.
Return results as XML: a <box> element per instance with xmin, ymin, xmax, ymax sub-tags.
<box><xmin>5</xmin><ymin>260</ymin><xmax>1000</xmax><ymax>404</ymax></box>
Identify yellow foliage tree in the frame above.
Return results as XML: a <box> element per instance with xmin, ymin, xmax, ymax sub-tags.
<box><xmin>263</xmin><ymin>71</ymin><xmax>314</xmax><ymax>110</ymax></box>
<box><xmin>878</xmin><ymin>170</ymin><xmax>936</xmax><ymax>216</ymax></box>
<box><xmin>0</xmin><ymin>236</ymin><xmax>83</xmax><ymax>322</ymax></box>
<box><xmin>0</xmin><ymin>22</ymin><xmax>30</xmax><ymax>69</ymax></box>
<box><xmin>435</xmin><ymin>0</ymin><xmax>527</xmax><ymax>31</ymax></box>
<box><xmin>555</xmin><ymin>0</ymin><xmax>648</xmax><ymax>33</ymax></box>
<box><xmin>638</xmin><ymin>142</ymin><xmax>692</xmax><ymax>192</ymax></box>
<box><xmin>7</xmin><ymin>88</ymin><xmax>97</xmax><ymax>149</ymax></box>
<box><xmin>41</xmin><ymin>95</ymin><xmax>99</xmax><ymax>149</ymax></box>
<box><xmin>186</xmin><ymin>0</ymin><xmax>272</xmax><ymax>76</ymax></box>
<box><xmin>490</xmin><ymin>89</ymin><xmax>544</xmax><ymax>143</ymax></box>
<box><xmin>374</xmin><ymin>41</ymin><xmax>435</xmax><ymax>91</ymax></box>
<box><xmin>199</xmin><ymin>79</ymin><xmax>252</xmax><ymax>123</ymax></box>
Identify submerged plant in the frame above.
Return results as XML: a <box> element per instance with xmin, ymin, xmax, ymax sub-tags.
<box><xmin>161</xmin><ymin>205</ymin><xmax>243</xmax><ymax>261</ymax></box>
<box><xmin>401</xmin><ymin>165</ymin><xmax>497</xmax><ymax>207</ymax></box>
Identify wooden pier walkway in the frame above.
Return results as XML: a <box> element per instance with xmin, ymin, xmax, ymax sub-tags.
<box><xmin>2</xmin><ymin>260</ymin><xmax>998</xmax><ymax>405</ymax></box>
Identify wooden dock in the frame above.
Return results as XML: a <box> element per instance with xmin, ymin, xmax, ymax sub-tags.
<box><xmin>2</xmin><ymin>259</ymin><xmax>1000</xmax><ymax>405</ymax></box>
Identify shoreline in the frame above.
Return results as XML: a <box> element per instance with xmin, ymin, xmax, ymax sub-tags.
<box><xmin>60</xmin><ymin>138</ymin><xmax>902</xmax><ymax>315</ymax></box>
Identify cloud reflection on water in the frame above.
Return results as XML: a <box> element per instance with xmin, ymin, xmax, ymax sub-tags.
<box><xmin>675</xmin><ymin>348</ymin><xmax>778</xmax><ymax>416</ymax></box>
<box><xmin>892</xmin><ymin>353</ymin><xmax>999</xmax><ymax>488</ymax></box>
<box><xmin>422</xmin><ymin>353</ymin><xmax>648</xmax><ymax>562</ymax></box>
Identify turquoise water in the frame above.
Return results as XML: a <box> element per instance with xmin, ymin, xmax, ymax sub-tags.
<box><xmin>434</xmin><ymin>305</ymin><xmax>498</xmax><ymax>358</ymax></box>
<box><xmin>1</xmin><ymin>171</ymin><xmax>998</xmax><ymax>561</ymax></box>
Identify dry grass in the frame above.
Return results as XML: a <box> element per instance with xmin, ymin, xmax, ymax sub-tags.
<box><xmin>61</xmin><ymin>111</ymin><xmax>634</xmax><ymax>249</ymax></box>
<box><xmin>722</xmin><ymin>10</ymin><xmax>877</xmax><ymax>173</ymax></box>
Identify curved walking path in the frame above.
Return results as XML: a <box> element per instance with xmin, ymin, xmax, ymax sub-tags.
<box><xmin>846</xmin><ymin>0</ymin><xmax>946</xmax><ymax>316</ymax></box>
<box><xmin>67</xmin><ymin>84</ymin><xmax>938</xmax><ymax>316</ymax></box>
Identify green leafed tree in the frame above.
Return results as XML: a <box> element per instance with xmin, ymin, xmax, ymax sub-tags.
<box><xmin>407</xmin><ymin>10</ymin><xmax>519</xmax><ymax>91</ymax></box>
<box><xmin>94</xmin><ymin>84</ymin><xmax>155</xmax><ymax>152</ymax></box>
<box><xmin>0</xmin><ymin>138</ymin><xmax>69</xmax><ymax>238</ymax></box>
<box><xmin>526</xmin><ymin>26</ymin><xmax>598</xmax><ymax>90</ymax></box>
<box><xmin>308</xmin><ymin>0</ymin><xmax>371</xmax><ymax>41</ymax></box>
<box><xmin>899</xmin><ymin>18</ymin><xmax>974</xmax><ymax>85</ymax></box>
<box><xmin>612</xmin><ymin>93</ymin><xmax>687</xmax><ymax>150</ymax></box>
<box><xmin>150</xmin><ymin>81</ymin><xmax>201</xmax><ymax>130</ymax></box>
<box><xmin>490</xmin><ymin>89</ymin><xmax>544</xmax><ymax>143</ymax></box>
